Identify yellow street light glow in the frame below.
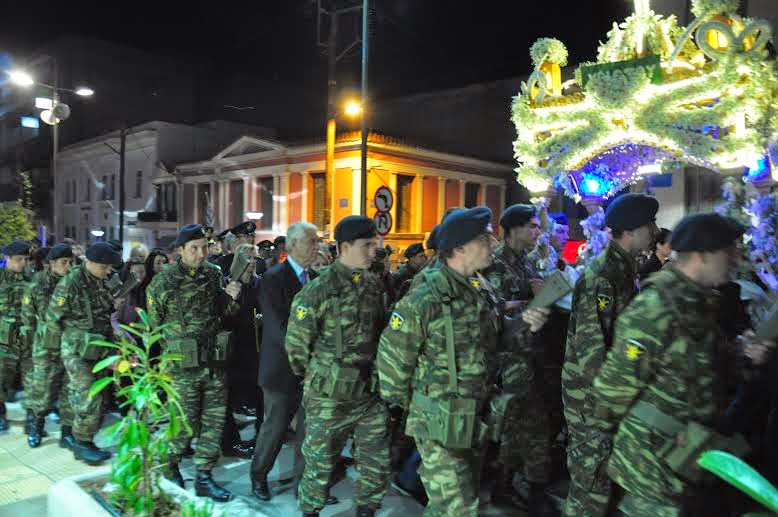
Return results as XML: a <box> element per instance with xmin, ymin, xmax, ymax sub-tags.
<box><xmin>344</xmin><ymin>101</ymin><xmax>362</xmax><ymax>117</ymax></box>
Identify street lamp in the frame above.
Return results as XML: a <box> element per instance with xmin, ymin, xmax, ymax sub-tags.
<box><xmin>7</xmin><ymin>70</ymin><xmax>34</xmax><ymax>87</ymax></box>
<box><xmin>90</xmin><ymin>228</ymin><xmax>105</xmax><ymax>238</ymax></box>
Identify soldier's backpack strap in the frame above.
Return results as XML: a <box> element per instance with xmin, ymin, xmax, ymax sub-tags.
<box><xmin>425</xmin><ymin>276</ymin><xmax>458</xmax><ymax>393</ymax></box>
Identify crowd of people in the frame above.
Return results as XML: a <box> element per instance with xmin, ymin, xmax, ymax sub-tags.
<box><xmin>0</xmin><ymin>193</ymin><xmax>776</xmax><ymax>517</ymax></box>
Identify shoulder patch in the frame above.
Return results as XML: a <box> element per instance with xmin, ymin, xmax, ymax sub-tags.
<box><xmin>352</xmin><ymin>271</ymin><xmax>361</xmax><ymax>283</ymax></box>
<box><xmin>147</xmin><ymin>296</ymin><xmax>154</xmax><ymax>307</ymax></box>
<box><xmin>625</xmin><ymin>339</ymin><xmax>645</xmax><ymax>360</ymax></box>
<box><xmin>22</xmin><ymin>295</ymin><xmax>30</xmax><ymax>305</ymax></box>
<box><xmin>597</xmin><ymin>294</ymin><xmax>612</xmax><ymax>311</ymax></box>
<box><xmin>56</xmin><ymin>296</ymin><xmax>65</xmax><ymax>306</ymax></box>
<box><xmin>469</xmin><ymin>277</ymin><xmax>481</xmax><ymax>290</ymax></box>
<box><xmin>295</xmin><ymin>305</ymin><xmax>308</xmax><ymax>321</ymax></box>
<box><xmin>389</xmin><ymin>311</ymin><xmax>404</xmax><ymax>330</ymax></box>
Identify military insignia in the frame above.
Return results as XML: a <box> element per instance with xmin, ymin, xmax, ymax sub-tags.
<box><xmin>22</xmin><ymin>296</ymin><xmax>30</xmax><ymax>305</ymax></box>
<box><xmin>597</xmin><ymin>295</ymin><xmax>611</xmax><ymax>311</ymax></box>
<box><xmin>296</xmin><ymin>306</ymin><xmax>308</xmax><ymax>321</ymax></box>
<box><xmin>56</xmin><ymin>297</ymin><xmax>65</xmax><ymax>306</ymax></box>
<box><xmin>188</xmin><ymin>268</ymin><xmax>197</xmax><ymax>278</ymax></box>
<box><xmin>352</xmin><ymin>271</ymin><xmax>361</xmax><ymax>283</ymax></box>
<box><xmin>625</xmin><ymin>339</ymin><xmax>645</xmax><ymax>361</ymax></box>
<box><xmin>147</xmin><ymin>297</ymin><xmax>154</xmax><ymax>307</ymax></box>
<box><xmin>469</xmin><ymin>277</ymin><xmax>481</xmax><ymax>290</ymax></box>
<box><xmin>389</xmin><ymin>312</ymin><xmax>404</xmax><ymax>330</ymax></box>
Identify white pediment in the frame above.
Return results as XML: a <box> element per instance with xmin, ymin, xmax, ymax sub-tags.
<box><xmin>214</xmin><ymin>136</ymin><xmax>285</xmax><ymax>160</ymax></box>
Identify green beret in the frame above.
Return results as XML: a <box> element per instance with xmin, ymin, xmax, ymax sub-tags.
<box><xmin>439</xmin><ymin>207</ymin><xmax>493</xmax><ymax>252</ymax></box>
<box><xmin>426</xmin><ymin>225</ymin><xmax>441</xmax><ymax>251</ymax></box>
<box><xmin>46</xmin><ymin>244</ymin><xmax>73</xmax><ymax>261</ymax></box>
<box><xmin>86</xmin><ymin>242</ymin><xmax>122</xmax><ymax>266</ymax></box>
<box><xmin>605</xmin><ymin>194</ymin><xmax>659</xmax><ymax>232</ymax></box>
<box><xmin>174</xmin><ymin>224</ymin><xmax>207</xmax><ymax>248</ymax></box>
<box><xmin>670</xmin><ymin>213</ymin><xmax>745</xmax><ymax>253</ymax></box>
<box><xmin>2</xmin><ymin>240</ymin><xmax>31</xmax><ymax>256</ymax></box>
<box><xmin>500</xmin><ymin>204</ymin><xmax>537</xmax><ymax>231</ymax></box>
<box><xmin>404</xmin><ymin>243</ymin><xmax>425</xmax><ymax>258</ymax></box>
<box><xmin>334</xmin><ymin>216</ymin><xmax>377</xmax><ymax>243</ymax></box>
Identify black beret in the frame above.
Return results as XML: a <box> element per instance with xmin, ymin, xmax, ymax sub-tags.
<box><xmin>46</xmin><ymin>244</ymin><xmax>73</xmax><ymax>261</ymax></box>
<box><xmin>439</xmin><ymin>207</ymin><xmax>493</xmax><ymax>252</ymax></box>
<box><xmin>232</xmin><ymin>221</ymin><xmax>256</xmax><ymax>236</ymax></box>
<box><xmin>426</xmin><ymin>225</ymin><xmax>442</xmax><ymax>251</ymax></box>
<box><xmin>605</xmin><ymin>194</ymin><xmax>659</xmax><ymax>232</ymax></box>
<box><xmin>273</xmin><ymin>236</ymin><xmax>286</xmax><ymax>246</ymax></box>
<box><xmin>670</xmin><ymin>213</ymin><xmax>745</xmax><ymax>253</ymax></box>
<box><xmin>86</xmin><ymin>242</ymin><xmax>122</xmax><ymax>266</ymax></box>
<box><xmin>174</xmin><ymin>224</ymin><xmax>207</xmax><ymax>248</ymax></box>
<box><xmin>404</xmin><ymin>243</ymin><xmax>425</xmax><ymax>258</ymax></box>
<box><xmin>2</xmin><ymin>240</ymin><xmax>31</xmax><ymax>256</ymax></box>
<box><xmin>257</xmin><ymin>240</ymin><xmax>272</xmax><ymax>249</ymax></box>
<box><xmin>334</xmin><ymin>216</ymin><xmax>377</xmax><ymax>242</ymax></box>
<box><xmin>385</xmin><ymin>244</ymin><xmax>394</xmax><ymax>256</ymax></box>
<box><xmin>550</xmin><ymin>213</ymin><xmax>569</xmax><ymax>226</ymax></box>
<box><xmin>375</xmin><ymin>247</ymin><xmax>389</xmax><ymax>260</ymax></box>
<box><xmin>499</xmin><ymin>204</ymin><xmax>537</xmax><ymax>231</ymax></box>
<box><xmin>216</xmin><ymin>230</ymin><xmax>231</xmax><ymax>242</ymax></box>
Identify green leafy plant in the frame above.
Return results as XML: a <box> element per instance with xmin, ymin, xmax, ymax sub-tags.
<box><xmin>181</xmin><ymin>499</ymin><xmax>215</xmax><ymax>517</ymax></box>
<box><xmin>88</xmin><ymin>309</ymin><xmax>192</xmax><ymax>516</ymax></box>
<box><xmin>0</xmin><ymin>204</ymin><xmax>36</xmax><ymax>248</ymax></box>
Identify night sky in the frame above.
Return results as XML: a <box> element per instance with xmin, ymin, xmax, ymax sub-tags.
<box><xmin>0</xmin><ymin>0</ymin><xmax>631</xmax><ymax>100</ymax></box>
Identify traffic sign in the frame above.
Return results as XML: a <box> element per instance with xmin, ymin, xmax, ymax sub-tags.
<box><xmin>374</xmin><ymin>186</ymin><xmax>393</xmax><ymax>212</ymax></box>
<box><xmin>374</xmin><ymin>210</ymin><xmax>393</xmax><ymax>236</ymax></box>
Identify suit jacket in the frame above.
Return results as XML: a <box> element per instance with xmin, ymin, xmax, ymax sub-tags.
<box><xmin>258</xmin><ymin>260</ymin><xmax>305</xmax><ymax>392</ymax></box>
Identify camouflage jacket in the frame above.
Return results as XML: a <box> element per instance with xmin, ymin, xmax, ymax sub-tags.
<box><xmin>0</xmin><ymin>267</ymin><xmax>34</xmax><ymax>345</ymax></box>
<box><xmin>146</xmin><ymin>259</ymin><xmax>238</xmax><ymax>346</ymax></box>
<box><xmin>44</xmin><ymin>263</ymin><xmax>114</xmax><ymax>340</ymax></box>
<box><xmin>483</xmin><ymin>245</ymin><xmax>538</xmax><ymax>355</ymax></box>
<box><xmin>562</xmin><ymin>241</ymin><xmax>639</xmax><ymax>419</ymax></box>
<box><xmin>377</xmin><ymin>265</ymin><xmax>499</xmax><ymax>438</ymax></box>
<box><xmin>591</xmin><ymin>266</ymin><xmax>731</xmax><ymax>501</ymax></box>
<box><xmin>21</xmin><ymin>269</ymin><xmax>63</xmax><ymax>336</ymax></box>
<box><xmin>285</xmin><ymin>260</ymin><xmax>387</xmax><ymax>380</ymax></box>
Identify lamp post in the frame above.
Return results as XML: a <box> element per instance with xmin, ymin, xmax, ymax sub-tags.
<box><xmin>5</xmin><ymin>67</ymin><xmax>94</xmax><ymax>243</ymax></box>
<box><xmin>325</xmin><ymin>99</ymin><xmax>362</xmax><ymax>222</ymax></box>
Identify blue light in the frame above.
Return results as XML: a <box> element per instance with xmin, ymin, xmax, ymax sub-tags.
<box><xmin>582</xmin><ymin>176</ymin><xmax>607</xmax><ymax>196</ymax></box>
<box><xmin>745</xmin><ymin>155</ymin><xmax>769</xmax><ymax>180</ymax></box>
<box><xmin>20</xmin><ymin>116</ymin><xmax>39</xmax><ymax>129</ymax></box>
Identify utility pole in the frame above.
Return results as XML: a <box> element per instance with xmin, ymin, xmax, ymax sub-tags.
<box><xmin>359</xmin><ymin>0</ymin><xmax>369</xmax><ymax>216</ymax></box>
<box><xmin>118</xmin><ymin>126</ymin><xmax>126</xmax><ymax>247</ymax></box>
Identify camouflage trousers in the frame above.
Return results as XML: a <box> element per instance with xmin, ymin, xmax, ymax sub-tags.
<box><xmin>61</xmin><ymin>340</ymin><xmax>105</xmax><ymax>441</ymax></box>
<box><xmin>27</xmin><ymin>338</ymin><xmax>74</xmax><ymax>426</ymax></box>
<box><xmin>563</xmin><ymin>423</ymin><xmax>613</xmax><ymax>517</ymax></box>
<box><xmin>0</xmin><ymin>337</ymin><xmax>33</xmax><ymax>407</ymax></box>
<box><xmin>617</xmin><ymin>492</ymin><xmax>681</xmax><ymax>517</ymax></box>
<box><xmin>168</xmin><ymin>367</ymin><xmax>226</xmax><ymax>471</ymax></box>
<box><xmin>416</xmin><ymin>435</ymin><xmax>487</xmax><ymax>517</ymax></box>
<box><xmin>299</xmin><ymin>392</ymin><xmax>390</xmax><ymax>513</ymax></box>
<box><xmin>498</xmin><ymin>354</ymin><xmax>551</xmax><ymax>482</ymax></box>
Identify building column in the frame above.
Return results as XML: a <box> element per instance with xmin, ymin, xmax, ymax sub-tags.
<box><xmin>209</xmin><ymin>180</ymin><xmax>217</xmax><ymax>228</ymax></box>
<box><xmin>458</xmin><ymin>179</ymin><xmax>466</xmax><ymax>207</ymax></box>
<box><xmin>220</xmin><ymin>180</ymin><xmax>229</xmax><ymax>229</ymax></box>
<box><xmin>301</xmin><ymin>172</ymin><xmax>309</xmax><ymax>223</ymax></box>
<box><xmin>477</xmin><ymin>183</ymin><xmax>485</xmax><ymax>206</ymax></box>
<box><xmin>192</xmin><ymin>183</ymin><xmax>199</xmax><ymax>224</ymax></box>
<box><xmin>414</xmin><ymin>174</ymin><xmax>424</xmax><ymax>233</ymax></box>
<box><xmin>499</xmin><ymin>185</ymin><xmax>506</xmax><ymax>212</ymax></box>
<box><xmin>437</xmin><ymin>177</ymin><xmax>446</xmax><ymax>221</ymax></box>
<box><xmin>272</xmin><ymin>174</ymin><xmax>281</xmax><ymax>233</ymax></box>
<box><xmin>389</xmin><ymin>172</ymin><xmax>398</xmax><ymax>233</ymax></box>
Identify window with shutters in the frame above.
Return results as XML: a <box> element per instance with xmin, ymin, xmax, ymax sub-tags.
<box><xmin>396</xmin><ymin>174</ymin><xmax>414</xmax><ymax>233</ymax></box>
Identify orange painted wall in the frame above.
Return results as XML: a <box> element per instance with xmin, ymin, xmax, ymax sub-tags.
<box><xmin>486</xmin><ymin>185</ymin><xmax>501</xmax><ymax>228</ymax></box>
<box><xmin>288</xmin><ymin>173</ymin><xmax>303</xmax><ymax>223</ymax></box>
<box><xmin>333</xmin><ymin>167</ymin><xmax>353</xmax><ymax>224</ymax></box>
<box><xmin>422</xmin><ymin>176</ymin><xmax>439</xmax><ymax>231</ymax></box>
<box><xmin>445</xmin><ymin>179</ymin><xmax>460</xmax><ymax>209</ymax></box>
<box><xmin>366</xmin><ymin>168</ymin><xmax>392</xmax><ymax>213</ymax></box>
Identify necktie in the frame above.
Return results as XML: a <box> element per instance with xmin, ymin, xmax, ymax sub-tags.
<box><xmin>299</xmin><ymin>270</ymin><xmax>308</xmax><ymax>285</ymax></box>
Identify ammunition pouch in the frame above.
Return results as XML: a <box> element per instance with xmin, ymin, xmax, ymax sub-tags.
<box><xmin>166</xmin><ymin>337</ymin><xmax>200</xmax><ymax>369</ymax></box>
<box><xmin>202</xmin><ymin>331</ymin><xmax>231</xmax><ymax>368</ymax></box>
<box><xmin>80</xmin><ymin>332</ymin><xmax>107</xmax><ymax>361</ymax></box>
<box><xmin>311</xmin><ymin>361</ymin><xmax>371</xmax><ymax>400</ymax></box>
<box><xmin>0</xmin><ymin>317</ymin><xmax>18</xmax><ymax>348</ymax></box>
<box><xmin>43</xmin><ymin>329</ymin><xmax>62</xmax><ymax>351</ymax></box>
<box><xmin>410</xmin><ymin>391</ymin><xmax>478</xmax><ymax>449</ymax></box>
<box><xmin>630</xmin><ymin>400</ymin><xmax>751</xmax><ymax>483</ymax></box>
<box><xmin>485</xmin><ymin>392</ymin><xmax>516</xmax><ymax>443</ymax></box>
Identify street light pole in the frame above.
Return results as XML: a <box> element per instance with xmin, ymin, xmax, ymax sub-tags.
<box><xmin>359</xmin><ymin>0</ymin><xmax>369</xmax><ymax>216</ymax></box>
<box><xmin>118</xmin><ymin>126</ymin><xmax>126</xmax><ymax>246</ymax></box>
<box><xmin>51</xmin><ymin>61</ymin><xmax>60</xmax><ymax>242</ymax></box>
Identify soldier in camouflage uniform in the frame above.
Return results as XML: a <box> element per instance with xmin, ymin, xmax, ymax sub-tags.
<box><xmin>378</xmin><ymin>207</ymin><xmax>551</xmax><ymax>516</ymax></box>
<box><xmin>286</xmin><ymin>215</ymin><xmax>390</xmax><ymax>517</ymax></box>
<box><xmin>483</xmin><ymin>204</ymin><xmax>556</xmax><ymax>515</ymax></box>
<box><xmin>391</xmin><ymin>243</ymin><xmax>427</xmax><ymax>302</ymax></box>
<box><xmin>0</xmin><ymin>240</ymin><xmax>33</xmax><ymax>431</ymax></box>
<box><xmin>590</xmin><ymin>213</ymin><xmax>775</xmax><ymax>516</ymax></box>
<box><xmin>45</xmin><ymin>242</ymin><xmax>121</xmax><ymax>464</ymax></box>
<box><xmin>562</xmin><ymin>194</ymin><xmax>658</xmax><ymax>516</ymax></box>
<box><xmin>147</xmin><ymin>224</ymin><xmax>241</xmax><ymax>502</ymax></box>
<box><xmin>23</xmin><ymin>244</ymin><xmax>75</xmax><ymax>448</ymax></box>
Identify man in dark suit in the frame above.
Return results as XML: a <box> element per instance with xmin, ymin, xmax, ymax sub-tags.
<box><xmin>251</xmin><ymin>221</ymin><xmax>337</xmax><ymax>505</ymax></box>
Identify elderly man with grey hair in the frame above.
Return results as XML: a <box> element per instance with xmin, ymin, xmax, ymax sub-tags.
<box><xmin>251</xmin><ymin>221</ymin><xmax>338</xmax><ymax>505</ymax></box>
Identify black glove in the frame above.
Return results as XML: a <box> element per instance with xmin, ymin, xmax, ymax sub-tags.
<box><xmin>388</xmin><ymin>404</ymin><xmax>404</xmax><ymax>422</ymax></box>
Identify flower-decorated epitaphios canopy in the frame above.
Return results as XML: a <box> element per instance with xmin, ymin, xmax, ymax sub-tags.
<box><xmin>512</xmin><ymin>0</ymin><xmax>778</xmax><ymax>201</ymax></box>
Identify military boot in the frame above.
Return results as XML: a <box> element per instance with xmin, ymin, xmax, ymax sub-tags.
<box><xmin>194</xmin><ymin>471</ymin><xmax>231</xmax><ymax>502</ymax></box>
<box><xmin>24</xmin><ymin>409</ymin><xmax>35</xmax><ymax>435</ymax></box>
<box><xmin>27</xmin><ymin>413</ymin><xmax>45</xmax><ymax>448</ymax></box>
<box><xmin>0</xmin><ymin>405</ymin><xmax>9</xmax><ymax>432</ymax></box>
<box><xmin>356</xmin><ymin>506</ymin><xmax>375</xmax><ymax>517</ymax></box>
<box><xmin>167</xmin><ymin>461</ymin><xmax>185</xmax><ymax>488</ymax></box>
<box><xmin>59</xmin><ymin>425</ymin><xmax>76</xmax><ymax>450</ymax></box>
<box><xmin>71</xmin><ymin>440</ymin><xmax>111</xmax><ymax>465</ymax></box>
<box><xmin>491</xmin><ymin>466</ymin><xmax>527</xmax><ymax>508</ymax></box>
<box><xmin>528</xmin><ymin>482</ymin><xmax>559</xmax><ymax>517</ymax></box>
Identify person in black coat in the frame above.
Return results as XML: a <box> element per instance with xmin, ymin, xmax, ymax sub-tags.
<box><xmin>251</xmin><ymin>222</ymin><xmax>337</xmax><ymax>506</ymax></box>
